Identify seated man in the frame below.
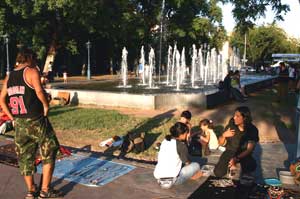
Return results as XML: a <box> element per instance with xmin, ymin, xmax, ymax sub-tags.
<box><xmin>0</xmin><ymin>105</ymin><xmax>13</xmax><ymax>134</ymax></box>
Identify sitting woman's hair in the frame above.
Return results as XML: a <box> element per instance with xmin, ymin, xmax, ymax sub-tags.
<box><xmin>181</xmin><ymin>110</ymin><xmax>192</xmax><ymax>120</ymax></box>
<box><xmin>235</xmin><ymin>106</ymin><xmax>252</xmax><ymax>125</ymax></box>
<box><xmin>165</xmin><ymin>122</ymin><xmax>188</xmax><ymax>141</ymax></box>
<box><xmin>199</xmin><ymin>119</ymin><xmax>214</xmax><ymax>129</ymax></box>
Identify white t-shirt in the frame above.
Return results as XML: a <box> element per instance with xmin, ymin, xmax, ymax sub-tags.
<box><xmin>289</xmin><ymin>67</ymin><xmax>295</xmax><ymax>78</ymax></box>
<box><xmin>154</xmin><ymin>139</ymin><xmax>182</xmax><ymax>179</ymax></box>
<box><xmin>206</xmin><ymin>129</ymin><xmax>219</xmax><ymax>150</ymax></box>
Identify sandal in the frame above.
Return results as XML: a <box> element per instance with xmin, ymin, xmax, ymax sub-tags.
<box><xmin>25</xmin><ymin>185</ymin><xmax>39</xmax><ymax>199</ymax></box>
<box><xmin>38</xmin><ymin>188</ymin><xmax>63</xmax><ymax>198</ymax></box>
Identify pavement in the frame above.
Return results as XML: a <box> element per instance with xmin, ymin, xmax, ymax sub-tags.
<box><xmin>0</xmin><ymin>137</ymin><xmax>298</xmax><ymax>199</ymax></box>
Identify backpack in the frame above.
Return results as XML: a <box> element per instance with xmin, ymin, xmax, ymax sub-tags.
<box><xmin>121</xmin><ymin>131</ymin><xmax>145</xmax><ymax>153</ymax></box>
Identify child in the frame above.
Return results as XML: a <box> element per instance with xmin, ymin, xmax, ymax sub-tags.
<box><xmin>154</xmin><ymin>122</ymin><xmax>202</xmax><ymax>189</ymax></box>
<box><xmin>63</xmin><ymin>71</ymin><xmax>68</xmax><ymax>83</ymax></box>
<box><xmin>179</xmin><ymin>110</ymin><xmax>192</xmax><ymax>143</ymax></box>
<box><xmin>199</xmin><ymin>119</ymin><xmax>219</xmax><ymax>156</ymax></box>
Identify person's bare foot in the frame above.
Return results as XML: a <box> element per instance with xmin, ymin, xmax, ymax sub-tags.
<box><xmin>191</xmin><ymin>171</ymin><xmax>203</xmax><ymax>180</ymax></box>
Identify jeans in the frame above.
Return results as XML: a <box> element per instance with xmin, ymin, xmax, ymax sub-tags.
<box><xmin>174</xmin><ymin>162</ymin><xmax>200</xmax><ymax>185</ymax></box>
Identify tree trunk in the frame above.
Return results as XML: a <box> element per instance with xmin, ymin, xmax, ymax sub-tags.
<box><xmin>43</xmin><ymin>35</ymin><xmax>57</xmax><ymax>74</ymax></box>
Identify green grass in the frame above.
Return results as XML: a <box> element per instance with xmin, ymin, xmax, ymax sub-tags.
<box><xmin>46</xmin><ymin>105</ymin><xmax>180</xmax><ymax>159</ymax></box>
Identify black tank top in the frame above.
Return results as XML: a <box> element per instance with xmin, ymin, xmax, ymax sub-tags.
<box><xmin>7</xmin><ymin>67</ymin><xmax>43</xmax><ymax>119</ymax></box>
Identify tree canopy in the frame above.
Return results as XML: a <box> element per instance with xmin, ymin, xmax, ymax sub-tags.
<box><xmin>0</xmin><ymin>0</ymin><xmax>294</xmax><ymax>76</ymax></box>
<box><xmin>230</xmin><ymin>25</ymin><xmax>300</xmax><ymax>67</ymax></box>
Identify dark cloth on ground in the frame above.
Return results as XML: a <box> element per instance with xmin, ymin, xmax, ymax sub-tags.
<box><xmin>188</xmin><ymin>176</ymin><xmax>267</xmax><ymax>199</ymax></box>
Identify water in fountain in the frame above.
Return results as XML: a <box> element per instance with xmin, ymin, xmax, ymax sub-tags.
<box><xmin>191</xmin><ymin>44</ymin><xmax>197</xmax><ymax>88</ymax></box>
<box><xmin>204</xmin><ymin>50</ymin><xmax>210</xmax><ymax>85</ymax></box>
<box><xmin>211</xmin><ymin>48</ymin><xmax>217</xmax><ymax>84</ymax></box>
<box><xmin>175</xmin><ymin>50</ymin><xmax>181</xmax><ymax>91</ymax></box>
<box><xmin>171</xmin><ymin>44</ymin><xmax>177</xmax><ymax>84</ymax></box>
<box><xmin>166</xmin><ymin>45</ymin><xmax>172</xmax><ymax>86</ymax></box>
<box><xmin>148</xmin><ymin>47</ymin><xmax>155</xmax><ymax>88</ymax></box>
<box><xmin>121</xmin><ymin>47</ymin><xmax>128</xmax><ymax>87</ymax></box>
<box><xmin>198</xmin><ymin>47</ymin><xmax>204</xmax><ymax>81</ymax></box>
<box><xmin>180</xmin><ymin>47</ymin><xmax>186</xmax><ymax>84</ymax></box>
<box><xmin>140</xmin><ymin>46</ymin><xmax>146</xmax><ymax>85</ymax></box>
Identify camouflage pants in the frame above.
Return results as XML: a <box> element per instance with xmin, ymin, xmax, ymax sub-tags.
<box><xmin>14</xmin><ymin>116</ymin><xmax>59</xmax><ymax>176</ymax></box>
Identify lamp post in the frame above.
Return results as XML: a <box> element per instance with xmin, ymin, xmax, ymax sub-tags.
<box><xmin>2</xmin><ymin>34</ymin><xmax>10</xmax><ymax>76</ymax></box>
<box><xmin>86</xmin><ymin>41</ymin><xmax>91</xmax><ymax>80</ymax></box>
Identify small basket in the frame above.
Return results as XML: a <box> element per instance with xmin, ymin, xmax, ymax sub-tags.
<box><xmin>279</xmin><ymin>171</ymin><xmax>295</xmax><ymax>185</ymax></box>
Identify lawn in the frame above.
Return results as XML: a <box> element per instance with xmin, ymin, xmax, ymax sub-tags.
<box><xmin>49</xmin><ymin>106</ymin><xmax>180</xmax><ymax>161</ymax></box>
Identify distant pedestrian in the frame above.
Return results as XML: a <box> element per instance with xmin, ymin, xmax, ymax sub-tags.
<box><xmin>0</xmin><ymin>49</ymin><xmax>62</xmax><ymax>199</ymax></box>
<box><xmin>277</xmin><ymin>62</ymin><xmax>289</xmax><ymax>102</ymax></box>
<box><xmin>63</xmin><ymin>71</ymin><xmax>68</xmax><ymax>83</ymax></box>
<box><xmin>288</xmin><ymin>65</ymin><xmax>296</xmax><ymax>92</ymax></box>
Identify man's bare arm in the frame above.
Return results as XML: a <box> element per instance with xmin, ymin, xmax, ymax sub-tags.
<box><xmin>0</xmin><ymin>77</ymin><xmax>14</xmax><ymax>120</ymax></box>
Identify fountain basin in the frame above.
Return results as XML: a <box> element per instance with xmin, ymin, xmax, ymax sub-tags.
<box><xmin>46</xmin><ymin>75</ymin><xmax>275</xmax><ymax>110</ymax></box>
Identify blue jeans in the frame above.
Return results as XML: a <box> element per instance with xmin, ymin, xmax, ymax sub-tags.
<box><xmin>174</xmin><ymin>162</ymin><xmax>200</xmax><ymax>185</ymax></box>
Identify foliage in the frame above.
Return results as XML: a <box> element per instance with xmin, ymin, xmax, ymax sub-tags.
<box><xmin>230</xmin><ymin>25</ymin><xmax>300</xmax><ymax>67</ymax></box>
<box><xmin>0</xmin><ymin>0</ymin><xmax>293</xmax><ymax>75</ymax></box>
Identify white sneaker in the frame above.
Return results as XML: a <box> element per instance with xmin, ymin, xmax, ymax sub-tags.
<box><xmin>0</xmin><ymin>123</ymin><xmax>7</xmax><ymax>135</ymax></box>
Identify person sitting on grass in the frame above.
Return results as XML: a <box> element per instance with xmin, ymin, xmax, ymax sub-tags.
<box><xmin>179</xmin><ymin>110</ymin><xmax>192</xmax><ymax>143</ymax></box>
<box><xmin>154</xmin><ymin>122</ymin><xmax>203</xmax><ymax>189</ymax></box>
<box><xmin>199</xmin><ymin>119</ymin><xmax>219</xmax><ymax>156</ymax></box>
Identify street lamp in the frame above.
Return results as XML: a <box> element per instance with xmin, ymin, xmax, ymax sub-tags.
<box><xmin>86</xmin><ymin>41</ymin><xmax>91</xmax><ymax>80</ymax></box>
<box><xmin>1</xmin><ymin>34</ymin><xmax>10</xmax><ymax>76</ymax></box>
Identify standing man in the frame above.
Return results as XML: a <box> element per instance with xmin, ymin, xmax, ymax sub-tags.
<box><xmin>0</xmin><ymin>49</ymin><xmax>61</xmax><ymax>198</ymax></box>
<box><xmin>48</xmin><ymin>61</ymin><xmax>53</xmax><ymax>82</ymax></box>
<box><xmin>277</xmin><ymin>62</ymin><xmax>289</xmax><ymax>103</ymax></box>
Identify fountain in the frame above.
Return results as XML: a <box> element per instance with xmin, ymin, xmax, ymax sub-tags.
<box><xmin>140</xmin><ymin>46</ymin><xmax>146</xmax><ymax>85</ymax></box>
<box><xmin>148</xmin><ymin>47</ymin><xmax>155</xmax><ymax>88</ymax></box>
<box><xmin>191</xmin><ymin>44</ymin><xmax>197</xmax><ymax>88</ymax></box>
<box><xmin>47</xmin><ymin>43</ymin><xmax>275</xmax><ymax>110</ymax></box>
<box><xmin>121</xmin><ymin>47</ymin><xmax>128</xmax><ymax>87</ymax></box>
<box><xmin>166</xmin><ymin>45</ymin><xmax>172</xmax><ymax>85</ymax></box>
<box><xmin>175</xmin><ymin>49</ymin><xmax>181</xmax><ymax>91</ymax></box>
<box><xmin>180</xmin><ymin>47</ymin><xmax>186</xmax><ymax>84</ymax></box>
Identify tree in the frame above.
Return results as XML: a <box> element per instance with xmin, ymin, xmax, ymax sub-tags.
<box><xmin>224</xmin><ymin>0</ymin><xmax>290</xmax><ymax>33</ymax></box>
<box><xmin>230</xmin><ymin>25</ymin><xmax>300</xmax><ymax>67</ymax></box>
<box><xmin>0</xmin><ymin>0</ymin><xmax>294</xmax><ymax>76</ymax></box>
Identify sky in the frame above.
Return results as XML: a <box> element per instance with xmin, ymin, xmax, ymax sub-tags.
<box><xmin>221</xmin><ymin>0</ymin><xmax>300</xmax><ymax>38</ymax></box>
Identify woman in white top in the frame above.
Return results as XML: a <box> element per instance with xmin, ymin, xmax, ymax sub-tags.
<box><xmin>154</xmin><ymin>122</ymin><xmax>202</xmax><ymax>189</ymax></box>
<box><xmin>199</xmin><ymin>119</ymin><xmax>219</xmax><ymax>156</ymax></box>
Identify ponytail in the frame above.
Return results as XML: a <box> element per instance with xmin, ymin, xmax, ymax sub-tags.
<box><xmin>165</xmin><ymin>122</ymin><xmax>188</xmax><ymax>141</ymax></box>
<box><xmin>199</xmin><ymin>119</ymin><xmax>214</xmax><ymax>129</ymax></box>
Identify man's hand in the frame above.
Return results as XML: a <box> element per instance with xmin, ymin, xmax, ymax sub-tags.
<box><xmin>44</xmin><ymin>106</ymin><xmax>49</xmax><ymax>117</ymax></box>
<box><xmin>228</xmin><ymin>157</ymin><xmax>238</xmax><ymax>168</ymax></box>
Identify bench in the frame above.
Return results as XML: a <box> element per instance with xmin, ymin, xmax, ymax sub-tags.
<box><xmin>50</xmin><ymin>92</ymin><xmax>70</xmax><ymax>105</ymax></box>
